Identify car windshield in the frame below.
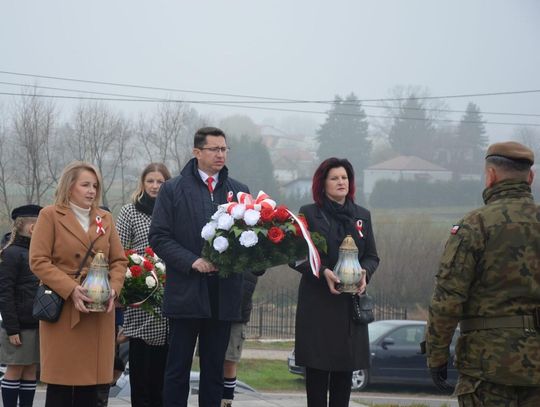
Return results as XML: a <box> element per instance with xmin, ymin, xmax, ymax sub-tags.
<box><xmin>368</xmin><ymin>321</ymin><xmax>402</xmax><ymax>342</ymax></box>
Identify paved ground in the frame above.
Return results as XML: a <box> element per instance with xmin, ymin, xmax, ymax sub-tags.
<box><xmin>24</xmin><ymin>389</ymin><xmax>457</xmax><ymax>407</ymax></box>
<box><xmin>28</xmin><ymin>390</ymin><xmax>365</xmax><ymax>406</ymax></box>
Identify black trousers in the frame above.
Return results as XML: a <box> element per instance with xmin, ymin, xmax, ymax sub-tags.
<box><xmin>45</xmin><ymin>384</ymin><xmax>110</xmax><ymax>407</ymax></box>
<box><xmin>305</xmin><ymin>367</ymin><xmax>353</xmax><ymax>407</ymax></box>
<box><xmin>129</xmin><ymin>338</ymin><xmax>169</xmax><ymax>407</ymax></box>
<box><xmin>163</xmin><ymin>318</ymin><xmax>231</xmax><ymax>407</ymax></box>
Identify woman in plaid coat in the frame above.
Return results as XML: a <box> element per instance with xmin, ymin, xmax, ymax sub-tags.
<box><xmin>116</xmin><ymin>163</ymin><xmax>171</xmax><ymax>407</ymax></box>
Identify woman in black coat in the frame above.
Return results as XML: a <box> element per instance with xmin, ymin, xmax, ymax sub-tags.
<box><xmin>294</xmin><ymin>158</ymin><xmax>379</xmax><ymax>407</ymax></box>
<box><xmin>0</xmin><ymin>204</ymin><xmax>42</xmax><ymax>407</ymax></box>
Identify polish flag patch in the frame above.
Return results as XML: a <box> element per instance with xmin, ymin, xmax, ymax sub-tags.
<box><xmin>450</xmin><ymin>225</ymin><xmax>460</xmax><ymax>235</ymax></box>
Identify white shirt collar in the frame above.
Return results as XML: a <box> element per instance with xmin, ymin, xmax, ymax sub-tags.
<box><xmin>198</xmin><ymin>169</ymin><xmax>219</xmax><ymax>186</ymax></box>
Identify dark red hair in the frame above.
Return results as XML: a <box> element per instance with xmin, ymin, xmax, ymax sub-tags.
<box><xmin>312</xmin><ymin>157</ymin><xmax>356</xmax><ymax>207</ymax></box>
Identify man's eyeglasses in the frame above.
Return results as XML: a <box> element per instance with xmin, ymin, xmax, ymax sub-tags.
<box><xmin>199</xmin><ymin>147</ymin><xmax>230</xmax><ymax>154</ymax></box>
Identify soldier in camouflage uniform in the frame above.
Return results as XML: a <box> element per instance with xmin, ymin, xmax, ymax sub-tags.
<box><xmin>426</xmin><ymin>141</ymin><xmax>540</xmax><ymax>406</ymax></box>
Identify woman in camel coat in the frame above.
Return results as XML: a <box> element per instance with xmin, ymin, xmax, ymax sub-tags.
<box><xmin>30</xmin><ymin>161</ymin><xmax>127</xmax><ymax>407</ymax></box>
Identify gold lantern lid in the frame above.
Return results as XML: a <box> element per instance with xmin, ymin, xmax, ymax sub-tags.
<box><xmin>91</xmin><ymin>251</ymin><xmax>108</xmax><ymax>268</ymax></box>
<box><xmin>339</xmin><ymin>235</ymin><xmax>358</xmax><ymax>253</ymax></box>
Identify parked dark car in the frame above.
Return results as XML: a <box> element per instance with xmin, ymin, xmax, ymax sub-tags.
<box><xmin>288</xmin><ymin>319</ymin><xmax>459</xmax><ymax>391</ymax></box>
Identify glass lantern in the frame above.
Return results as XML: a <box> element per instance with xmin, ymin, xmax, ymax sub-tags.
<box><xmin>333</xmin><ymin>235</ymin><xmax>365</xmax><ymax>293</ymax></box>
<box><xmin>81</xmin><ymin>251</ymin><xmax>111</xmax><ymax>312</ymax></box>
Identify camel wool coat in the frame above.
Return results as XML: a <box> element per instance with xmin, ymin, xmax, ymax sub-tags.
<box><xmin>29</xmin><ymin>205</ymin><xmax>127</xmax><ymax>385</ymax></box>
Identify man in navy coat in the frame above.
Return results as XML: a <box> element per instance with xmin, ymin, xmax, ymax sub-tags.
<box><xmin>149</xmin><ymin>127</ymin><xmax>249</xmax><ymax>407</ymax></box>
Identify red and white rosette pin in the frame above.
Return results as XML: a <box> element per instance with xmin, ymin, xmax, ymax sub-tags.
<box><xmin>95</xmin><ymin>216</ymin><xmax>106</xmax><ymax>235</ymax></box>
<box><xmin>287</xmin><ymin>210</ymin><xmax>321</xmax><ymax>278</ymax></box>
<box><xmin>356</xmin><ymin>220</ymin><xmax>364</xmax><ymax>238</ymax></box>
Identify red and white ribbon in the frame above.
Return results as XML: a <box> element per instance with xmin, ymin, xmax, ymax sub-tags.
<box><xmin>129</xmin><ymin>267</ymin><xmax>160</xmax><ymax>308</ymax></box>
<box><xmin>287</xmin><ymin>210</ymin><xmax>321</xmax><ymax>278</ymax></box>
<box><xmin>222</xmin><ymin>190</ymin><xmax>277</xmax><ymax>213</ymax></box>
<box><xmin>95</xmin><ymin>216</ymin><xmax>106</xmax><ymax>235</ymax></box>
<box><xmin>356</xmin><ymin>220</ymin><xmax>364</xmax><ymax>238</ymax></box>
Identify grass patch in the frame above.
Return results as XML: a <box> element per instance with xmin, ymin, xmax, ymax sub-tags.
<box><xmin>366</xmin><ymin>405</ymin><xmax>450</xmax><ymax>407</ymax></box>
<box><xmin>236</xmin><ymin>359</ymin><xmax>304</xmax><ymax>391</ymax></box>
<box><xmin>192</xmin><ymin>357</ymin><xmax>303</xmax><ymax>392</ymax></box>
<box><xmin>244</xmin><ymin>339</ymin><xmax>294</xmax><ymax>350</ymax></box>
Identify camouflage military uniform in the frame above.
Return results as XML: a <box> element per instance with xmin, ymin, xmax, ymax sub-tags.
<box><xmin>426</xmin><ymin>180</ymin><xmax>540</xmax><ymax>406</ymax></box>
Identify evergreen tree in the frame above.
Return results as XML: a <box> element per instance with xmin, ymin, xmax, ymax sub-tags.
<box><xmin>457</xmin><ymin>102</ymin><xmax>488</xmax><ymax>162</ymax></box>
<box><xmin>227</xmin><ymin>135</ymin><xmax>281</xmax><ymax>201</ymax></box>
<box><xmin>316</xmin><ymin>93</ymin><xmax>371</xmax><ymax>193</ymax></box>
<box><xmin>388</xmin><ymin>95</ymin><xmax>434</xmax><ymax>160</ymax></box>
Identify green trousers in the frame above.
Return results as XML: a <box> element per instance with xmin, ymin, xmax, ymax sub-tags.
<box><xmin>457</xmin><ymin>374</ymin><xmax>540</xmax><ymax>407</ymax></box>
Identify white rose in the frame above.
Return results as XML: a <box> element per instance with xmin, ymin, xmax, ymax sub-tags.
<box><xmin>130</xmin><ymin>254</ymin><xmax>143</xmax><ymax>265</ymax></box>
<box><xmin>239</xmin><ymin>230</ymin><xmax>258</xmax><ymax>247</ymax></box>
<box><xmin>201</xmin><ymin>222</ymin><xmax>217</xmax><ymax>240</ymax></box>
<box><xmin>213</xmin><ymin>236</ymin><xmax>229</xmax><ymax>253</ymax></box>
<box><xmin>243</xmin><ymin>209</ymin><xmax>260</xmax><ymax>226</ymax></box>
<box><xmin>230</xmin><ymin>204</ymin><xmax>246</xmax><ymax>220</ymax></box>
<box><xmin>217</xmin><ymin>213</ymin><xmax>234</xmax><ymax>231</ymax></box>
<box><xmin>125</xmin><ymin>268</ymin><xmax>132</xmax><ymax>278</ymax></box>
<box><xmin>145</xmin><ymin>276</ymin><xmax>157</xmax><ymax>288</ymax></box>
<box><xmin>211</xmin><ymin>206</ymin><xmax>226</xmax><ymax>221</ymax></box>
<box><xmin>155</xmin><ymin>262</ymin><xmax>166</xmax><ymax>272</ymax></box>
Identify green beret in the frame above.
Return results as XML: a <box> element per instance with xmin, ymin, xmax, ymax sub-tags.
<box><xmin>485</xmin><ymin>141</ymin><xmax>534</xmax><ymax>165</ymax></box>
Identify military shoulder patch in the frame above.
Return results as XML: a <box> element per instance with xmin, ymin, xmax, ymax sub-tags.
<box><xmin>450</xmin><ymin>225</ymin><xmax>460</xmax><ymax>235</ymax></box>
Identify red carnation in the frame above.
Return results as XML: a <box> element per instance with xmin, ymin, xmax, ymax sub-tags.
<box><xmin>145</xmin><ymin>247</ymin><xmax>155</xmax><ymax>257</ymax></box>
<box><xmin>130</xmin><ymin>265</ymin><xmax>143</xmax><ymax>277</ymax></box>
<box><xmin>259</xmin><ymin>207</ymin><xmax>275</xmax><ymax>223</ymax></box>
<box><xmin>274</xmin><ymin>205</ymin><xmax>290</xmax><ymax>223</ymax></box>
<box><xmin>267</xmin><ymin>226</ymin><xmax>285</xmax><ymax>244</ymax></box>
<box><xmin>125</xmin><ymin>249</ymin><xmax>136</xmax><ymax>256</ymax></box>
<box><xmin>143</xmin><ymin>260</ymin><xmax>154</xmax><ymax>271</ymax></box>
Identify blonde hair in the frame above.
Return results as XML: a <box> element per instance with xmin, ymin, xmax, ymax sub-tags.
<box><xmin>131</xmin><ymin>163</ymin><xmax>171</xmax><ymax>203</ymax></box>
<box><xmin>0</xmin><ymin>217</ymin><xmax>38</xmax><ymax>258</ymax></box>
<box><xmin>55</xmin><ymin>161</ymin><xmax>102</xmax><ymax>209</ymax></box>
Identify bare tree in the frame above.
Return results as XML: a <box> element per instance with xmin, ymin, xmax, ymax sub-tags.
<box><xmin>12</xmin><ymin>90</ymin><xmax>57</xmax><ymax>205</ymax></box>
<box><xmin>0</xmin><ymin>107</ymin><xmax>12</xmax><ymax>218</ymax></box>
<box><xmin>139</xmin><ymin>102</ymin><xmax>200</xmax><ymax>173</ymax></box>
<box><xmin>71</xmin><ymin>102</ymin><xmax>133</xmax><ymax>207</ymax></box>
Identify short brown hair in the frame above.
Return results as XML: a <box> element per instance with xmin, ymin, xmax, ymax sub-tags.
<box><xmin>131</xmin><ymin>163</ymin><xmax>172</xmax><ymax>203</ymax></box>
<box><xmin>55</xmin><ymin>161</ymin><xmax>102</xmax><ymax>209</ymax></box>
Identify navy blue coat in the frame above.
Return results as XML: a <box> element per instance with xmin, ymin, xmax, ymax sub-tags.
<box><xmin>149</xmin><ymin>158</ymin><xmax>249</xmax><ymax>320</ymax></box>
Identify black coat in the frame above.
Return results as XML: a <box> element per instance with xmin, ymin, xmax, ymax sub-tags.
<box><xmin>238</xmin><ymin>270</ymin><xmax>264</xmax><ymax>323</ymax></box>
<box><xmin>294</xmin><ymin>203</ymin><xmax>380</xmax><ymax>371</ymax></box>
<box><xmin>0</xmin><ymin>236</ymin><xmax>39</xmax><ymax>335</ymax></box>
<box><xmin>149</xmin><ymin>158</ymin><xmax>249</xmax><ymax>320</ymax></box>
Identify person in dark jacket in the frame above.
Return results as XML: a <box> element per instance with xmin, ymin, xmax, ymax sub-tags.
<box><xmin>149</xmin><ymin>127</ymin><xmax>249</xmax><ymax>407</ymax></box>
<box><xmin>293</xmin><ymin>158</ymin><xmax>380</xmax><ymax>407</ymax></box>
<box><xmin>0</xmin><ymin>204</ymin><xmax>42</xmax><ymax>407</ymax></box>
<box><xmin>221</xmin><ymin>269</ymin><xmax>264</xmax><ymax>407</ymax></box>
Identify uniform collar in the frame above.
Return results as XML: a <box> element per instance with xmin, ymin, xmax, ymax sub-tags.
<box><xmin>482</xmin><ymin>179</ymin><xmax>533</xmax><ymax>204</ymax></box>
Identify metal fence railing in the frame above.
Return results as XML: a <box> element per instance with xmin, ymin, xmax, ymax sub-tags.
<box><xmin>245</xmin><ymin>288</ymin><xmax>407</xmax><ymax>339</ymax></box>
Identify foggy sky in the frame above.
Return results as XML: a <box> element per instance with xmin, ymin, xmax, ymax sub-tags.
<box><xmin>1</xmin><ymin>0</ymin><xmax>539</xmax><ymax>139</ymax></box>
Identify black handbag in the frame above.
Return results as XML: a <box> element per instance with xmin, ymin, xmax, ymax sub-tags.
<box><xmin>32</xmin><ymin>285</ymin><xmax>64</xmax><ymax>322</ymax></box>
<box><xmin>351</xmin><ymin>293</ymin><xmax>375</xmax><ymax>325</ymax></box>
<box><xmin>32</xmin><ymin>239</ymin><xmax>98</xmax><ymax>323</ymax></box>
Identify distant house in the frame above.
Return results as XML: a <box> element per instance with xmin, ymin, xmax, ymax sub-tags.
<box><xmin>259</xmin><ymin>125</ymin><xmax>317</xmax><ymax>185</ymax></box>
<box><xmin>364</xmin><ymin>156</ymin><xmax>452</xmax><ymax>198</ymax></box>
<box><xmin>281</xmin><ymin>177</ymin><xmax>312</xmax><ymax>198</ymax></box>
